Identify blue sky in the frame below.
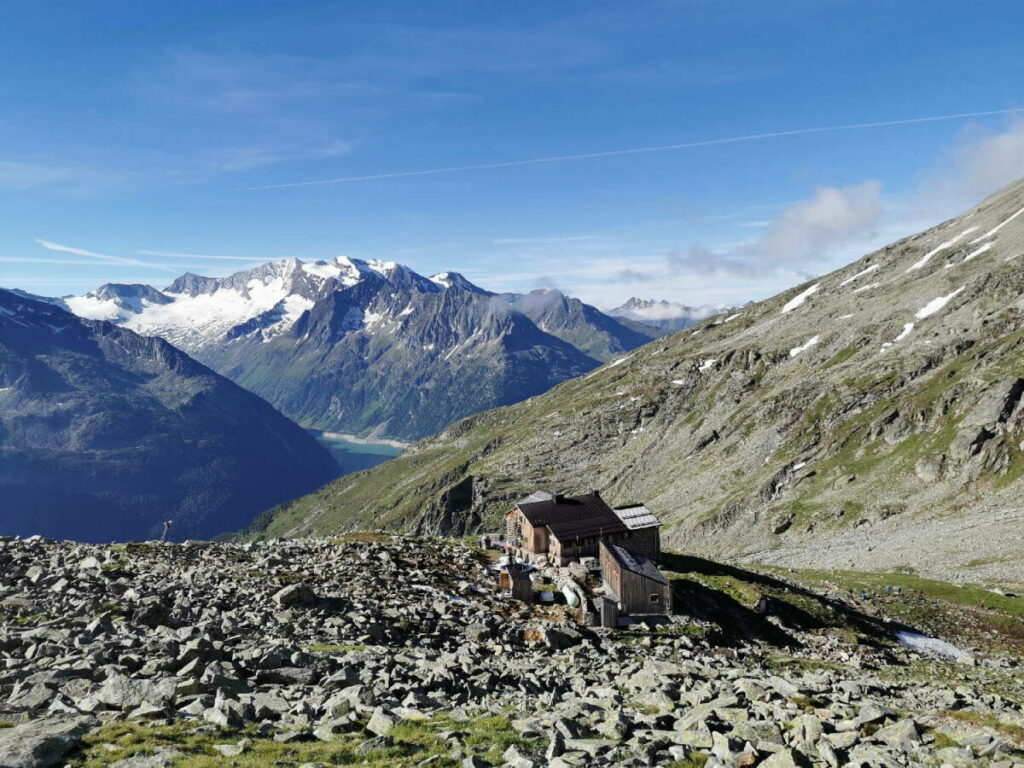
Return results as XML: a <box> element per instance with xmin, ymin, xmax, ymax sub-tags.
<box><xmin>2</xmin><ymin>0</ymin><xmax>1023</xmax><ymax>307</ymax></box>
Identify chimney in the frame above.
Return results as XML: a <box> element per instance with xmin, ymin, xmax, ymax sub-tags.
<box><xmin>592</xmin><ymin>489</ymin><xmax>601</xmax><ymax>499</ymax></box>
<box><xmin>554</xmin><ymin>493</ymin><xmax>565</xmax><ymax>503</ymax></box>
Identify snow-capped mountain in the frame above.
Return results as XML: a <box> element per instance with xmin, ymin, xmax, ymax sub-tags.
<box><xmin>64</xmin><ymin>257</ymin><xmax>484</xmax><ymax>353</ymax></box>
<box><xmin>56</xmin><ymin>257</ymin><xmax>655</xmax><ymax>441</ymax></box>
<box><xmin>608</xmin><ymin>297</ymin><xmax>739</xmax><ymax>332</ymax></box>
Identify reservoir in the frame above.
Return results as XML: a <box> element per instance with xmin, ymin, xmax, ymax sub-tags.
<box><xmin>312</xmin><ymin>431</ymin><xmax>406</xmax><ymax>474</ymax></box>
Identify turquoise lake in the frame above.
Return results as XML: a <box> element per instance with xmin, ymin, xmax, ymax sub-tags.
<box><xmin>313</xmin><ymin>433</ymin><xmax>404</xmax><ymax>474</ymax></box>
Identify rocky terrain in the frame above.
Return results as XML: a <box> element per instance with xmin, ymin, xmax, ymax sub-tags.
<box><xmin>52</xmin><ymin>258</ymin><xmax>657</xmax><ymax>441</ymax></box>
<box><xmin>0</xmin><ymin>290</ymin><xmax>339</xmax><ymax>542</ymax></box>
<box><xmin>2</xmin><ymin>535</ymin><xmax>1024</xmax><ymax>767</ymax></box>
<box><xmin>253</xmin><ymin>179</ymin><xmax>1024</xmax><ymax>580</ymax></box>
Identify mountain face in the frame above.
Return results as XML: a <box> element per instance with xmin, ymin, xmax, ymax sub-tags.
<box><xmin>0</xmin><ymin>289</ymin><xmax>339</xmax><ymax>542</ymax></box>
<box><xmin>62</xmin><ymin>258</ymin><xmax>653</xmax><ymax>441</ymax></box>
<box><xmin>249</xmin><ymin>179</ymin><xmax>1024</xmax><ymax>579</ymax></box>
<box><xmin>608</xmin><ymin>297</ymin><xmax>737</xmax><ymax>332</ymax></box>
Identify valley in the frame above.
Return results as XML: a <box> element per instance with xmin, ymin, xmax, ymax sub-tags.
<box><xmin>54</xmin><ymin>260</ymin><xmax>659</xmax><ymax>442</ymax></box>
<box><xmin>250</xmin><ymin>179</ymin><xmax>1024</xmax><ymax>580</ymax></box>
<box><xmin>4</xmin><ymin>5</ymin><xmax>1023</xmax><ymax>768</ymax></box>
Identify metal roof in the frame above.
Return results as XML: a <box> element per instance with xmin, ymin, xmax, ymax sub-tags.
<box><xmin>612</xmin><ymin>504</ymin><xmax>662</xmax><ymax>530</ymax></box>
<box><xmin>603</xmin><ymin>542</ymin><xmax>667</xmax><ymax>585</ymax></box>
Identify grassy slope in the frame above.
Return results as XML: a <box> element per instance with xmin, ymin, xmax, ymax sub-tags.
<box><xmin>69</xmin><ymin>715</ymin><xmax>537</xmax><ymax>768</ymax></box>
<box><xmin>247</xmin><ymin>180</ymin><xmax>1024</xmax><ymax>572</ymax></box>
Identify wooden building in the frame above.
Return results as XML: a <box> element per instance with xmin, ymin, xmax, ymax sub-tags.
<box><xmin>599</xmin><ymin>541</ymin><xmax>670</xmax><ymax>617</ymax></box>
<box><xmin>499</xmin><ymin>562</ymin><xmax>533</xmax><ymax>602</ymax></box>
<box><xmin>610</xmin><ymin>504</ymin><xmax>662</xmax><ymax>561</ymax></box>
<box><xmin>504</xmin><ymin>490</ymin><xmax>662</xmax><ymax>565</ymax></box>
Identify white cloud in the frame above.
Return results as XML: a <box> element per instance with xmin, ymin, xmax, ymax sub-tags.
<box><xmin>664</xmin><ymin>182</ymin><xmax>883</xmax><ymax>277</ymax></box>
<box><xmin>492</xmin><ymin>235</ymin><xmax>602</xmax><ymax>245</ymax></box>
<box><xmin>0</xmin><ymin>160</ymin><xmax>74</xmax><ymax>190</ymax></box>
<box><xmin>137</xmin><ymin>249</ymin><xmax>258</xmax><ymax>262</ymax></box>
<box><xmin>918</xmin><ymin>118</ymin><xmax>1024</xmax><ymax>216</ymax></box>
<box><xmin>35</xmin><ymin>239</ymin><xmax>176</xmax><ymax>272</ymax></box>
<box><xmin>211</xmin><ymin>138</ymin><xmax>353</xmax><ymax>172</ymax></box>
<box><xmin>756</xmin><ymin>181</ymin><xmax>882</xmax><ymax>264</ymax></box>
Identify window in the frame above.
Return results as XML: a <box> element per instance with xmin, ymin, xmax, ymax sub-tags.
<box><xmin>650</xmin><ymin>594</ymin><xmax>660</xmax><ymax>604</ymax></box>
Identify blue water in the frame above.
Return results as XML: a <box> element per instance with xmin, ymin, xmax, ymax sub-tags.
<box><xmin>314</xmin><ymin>433</ymin><xmax>404</xmax><ymax>475</ymax></box>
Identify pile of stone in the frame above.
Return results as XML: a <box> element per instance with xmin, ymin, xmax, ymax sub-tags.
<box><xmin>1</xmin><ymin>535</ymin><xmax>1022</xmax><ymax>767</ymax></box>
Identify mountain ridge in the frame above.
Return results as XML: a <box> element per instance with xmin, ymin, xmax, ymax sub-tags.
<box><xmin>0</xmin><ymin>288</ymin><xmax>339</xmax><ymax>542</ymax></box>
<box><xmin>55</xmin><ymin>257</ymin><xmax>659</xmax><ymax>441</ymax></box>
<box><xmin>247</xmin><ymin>179</ymin><xmax>1024</xmax><ymax>580</ymax></box>
<box><xmin>608</xmin><ymin>297</ymin><xmax>741</xmax><ymax>332</ymax></box>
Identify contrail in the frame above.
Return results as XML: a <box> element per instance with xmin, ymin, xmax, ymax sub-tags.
<box><xmin>35</xmin><ymin>239</ymin><xmax>177</xmax><ymax>272</ymax></box>
<box><xmin>248</xmin><ymin>107</ymin><xmax>1024</xmax><ymax>191</ymax></box>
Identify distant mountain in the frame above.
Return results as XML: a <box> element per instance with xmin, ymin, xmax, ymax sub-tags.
<box><xmin>608</xmin><ymin>297</ymin><xmax>739</xmax><ymax>332</ymax></box>
<box><xmin>248</xmin><ymin>179</ymin><xmax>1024</xmax><ymax>579</ymax></box>
<box><xmin>60</xmin><ymin>258</ymin><xmax>655</xmax><ymax>441</ymax></box>
<box><xmin>0</xmin><ymin>289</ymin><xmax>339</xmax><ymax>542</ymax></box>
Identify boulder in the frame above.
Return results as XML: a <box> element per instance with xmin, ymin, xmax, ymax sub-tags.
<box><xmin>0</xmin><ymin>715</ymin><xmax>96</xmax><ymax>768</ymax></box>
<box><xmin>273</xmin><ymin>583</ymin><xmax>317</xmax><ymax>608</ymax></box>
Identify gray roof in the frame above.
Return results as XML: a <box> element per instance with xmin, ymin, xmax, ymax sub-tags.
<box><xmin>603</xmin><ymin>542</ymin><xmax>667</xmax><ymax>585</ymax></box>
<box><xmin>613</xmin><ymin>504</ymin><xmax>661</xmax><ymax>530</ymax></box>
<box><xmin>517</xmin><ymin>493</ymin><xmax>628</xmax><ymax>541</ymax></box>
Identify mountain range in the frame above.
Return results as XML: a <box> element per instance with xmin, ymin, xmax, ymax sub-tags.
<box><xmin>246</xmin><ymin>179</ymin><xmax>1024</xmax><ymax>580</ymax></box>
<box><xmin>608</xmin><ymin>297</ymin><xmax>739</xmax><ymax>332</ymax></box>
<box><xmin>0</xmin><ymin>288</ymin><xmax>339</xmax><ymax>542</ymax></box>
<box><xmin>57</xmin><ymin>259</ymin><xmax>659</xmax><ymax>441</ymax></box>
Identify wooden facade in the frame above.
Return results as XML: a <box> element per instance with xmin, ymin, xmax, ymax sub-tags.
<box><xmin>505</xmin><ymin>506</ymin><xmax>550</xmax><ymax>556</ymax></box>
<box><xmin>499</xmin><ymin>562</ymin><xmax>534</xmax><ymax>602</ymax></box>
<box><xmin>505</xmin><ymin>491</ymin><xmax>662</xmax><ymax>566</ymax></box>
<box><xmin>599</xmin><ymin>541</ymin><xmax>670</xmax><ymax>616</ymax></box>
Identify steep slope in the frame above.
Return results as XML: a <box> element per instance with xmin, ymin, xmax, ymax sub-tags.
<box><xmin>217</xmin><ymin>282</ymin><xmax>602</xmax><ymax>440</ymax></box>
<box><xmin>61</xmin><ymin>258</ymin><xmax>650</xmax><ymax>440</ymax></box>
<box><xmin>0</xmin><ymin>289</ymin><xmax>339</xmax><ymax>542</ymax></box>
<box><xmin>250</xmin><ymin>179</ymin><xmax>1024</xmax><ymax>578</ymax></box>
<box><xmin>507</xmin><ymin>290</ymin><xmax>659</xmax><ymax>359</ymax></box>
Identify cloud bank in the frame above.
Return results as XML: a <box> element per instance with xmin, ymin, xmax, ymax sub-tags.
<box><xmin>667</xmin><ymin>181</ymin><xmax>883</xmax><ymax>277</ymax></box>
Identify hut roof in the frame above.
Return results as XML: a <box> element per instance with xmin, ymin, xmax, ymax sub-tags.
<box><xmin>602</xmin><ymin>542</ymin><xmax>668</xmax><ymax>585</ymax></box>
<box><xmin>612</xmin><ymin>504</ymin><xmax>661</xmax><ymax>530</ymax></box>
<box><xmin>517</xmin><ymin>492</ymin><xmax>628</xmax><ymax>540</ymax></box>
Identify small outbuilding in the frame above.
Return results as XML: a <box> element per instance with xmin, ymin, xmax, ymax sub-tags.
<box><xmin>499</xmin><ymin>562</ymin><xmax>533</xmax><ymax>602</ymax></box>
<box><xmin>599</xmin><ymin>541</ymin><xmax>670</xmax><ymax>617</ymax></box>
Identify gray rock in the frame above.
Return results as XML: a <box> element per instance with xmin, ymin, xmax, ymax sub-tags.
<box><xmin>759</xmin><ymin>748</ymin><xmax>810</xmax><ymax>768</ymax></box>
<box><xmin>367</xmin><ymin>708</ymin><xmax>396</xmax><ymax>736</ymax></box>
<box><xmin>273</xmin><ymin>583</ymin><xmax>317</xmax><ymax>608</ymax></box>
<box><xmin>108</xmin><ymin>749</ymin><xmax>184</xmax><ymax>768</ymax></box>
<box><xmin>0</xmin><ymin>716</ymin><xmax>97</xmax><ymax>768</ymax></box>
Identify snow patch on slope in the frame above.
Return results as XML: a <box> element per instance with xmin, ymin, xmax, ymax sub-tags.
<box><xmin>962</xmin><ymin>242</ymin><xmax>993</xmax><ymax>263</ymax></box>
<box><xmin>906</xmin><ymin>227</ymin><xmax>978</xmax><ymax>272</ymax></box>
<box><xmin>970</xmin><ymin>205</ymin><xmax>1024</xmax><ymax>244</ymax></box>
<box><xmin>781</xmin><ymin>284</ymin><xmax>819</xmax><ymax>314</ymax></box>
<box><xmin>789</xmin><ymin>336</ymin><xmax>820</xmax><ymax>358</ymax></box>
<box><xmin>916</xmin><ymin>287</ymin><xmax>966</xmax><ymax>319</ymax></box>
<box><xmin>838</xmin><ymin>264</ymin><xmax>879</xmax><ymax>287</ymax></box>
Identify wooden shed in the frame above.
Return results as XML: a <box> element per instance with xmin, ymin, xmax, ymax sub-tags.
<box><xmin>499</xmin><ymin>562</ymin><xmax>534</xmax><ymax>602</ymax></box>
<box><xmin>599</xmin><ymin>541</ymin><xmax>670</xmax><ymax>616</ymax></box>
